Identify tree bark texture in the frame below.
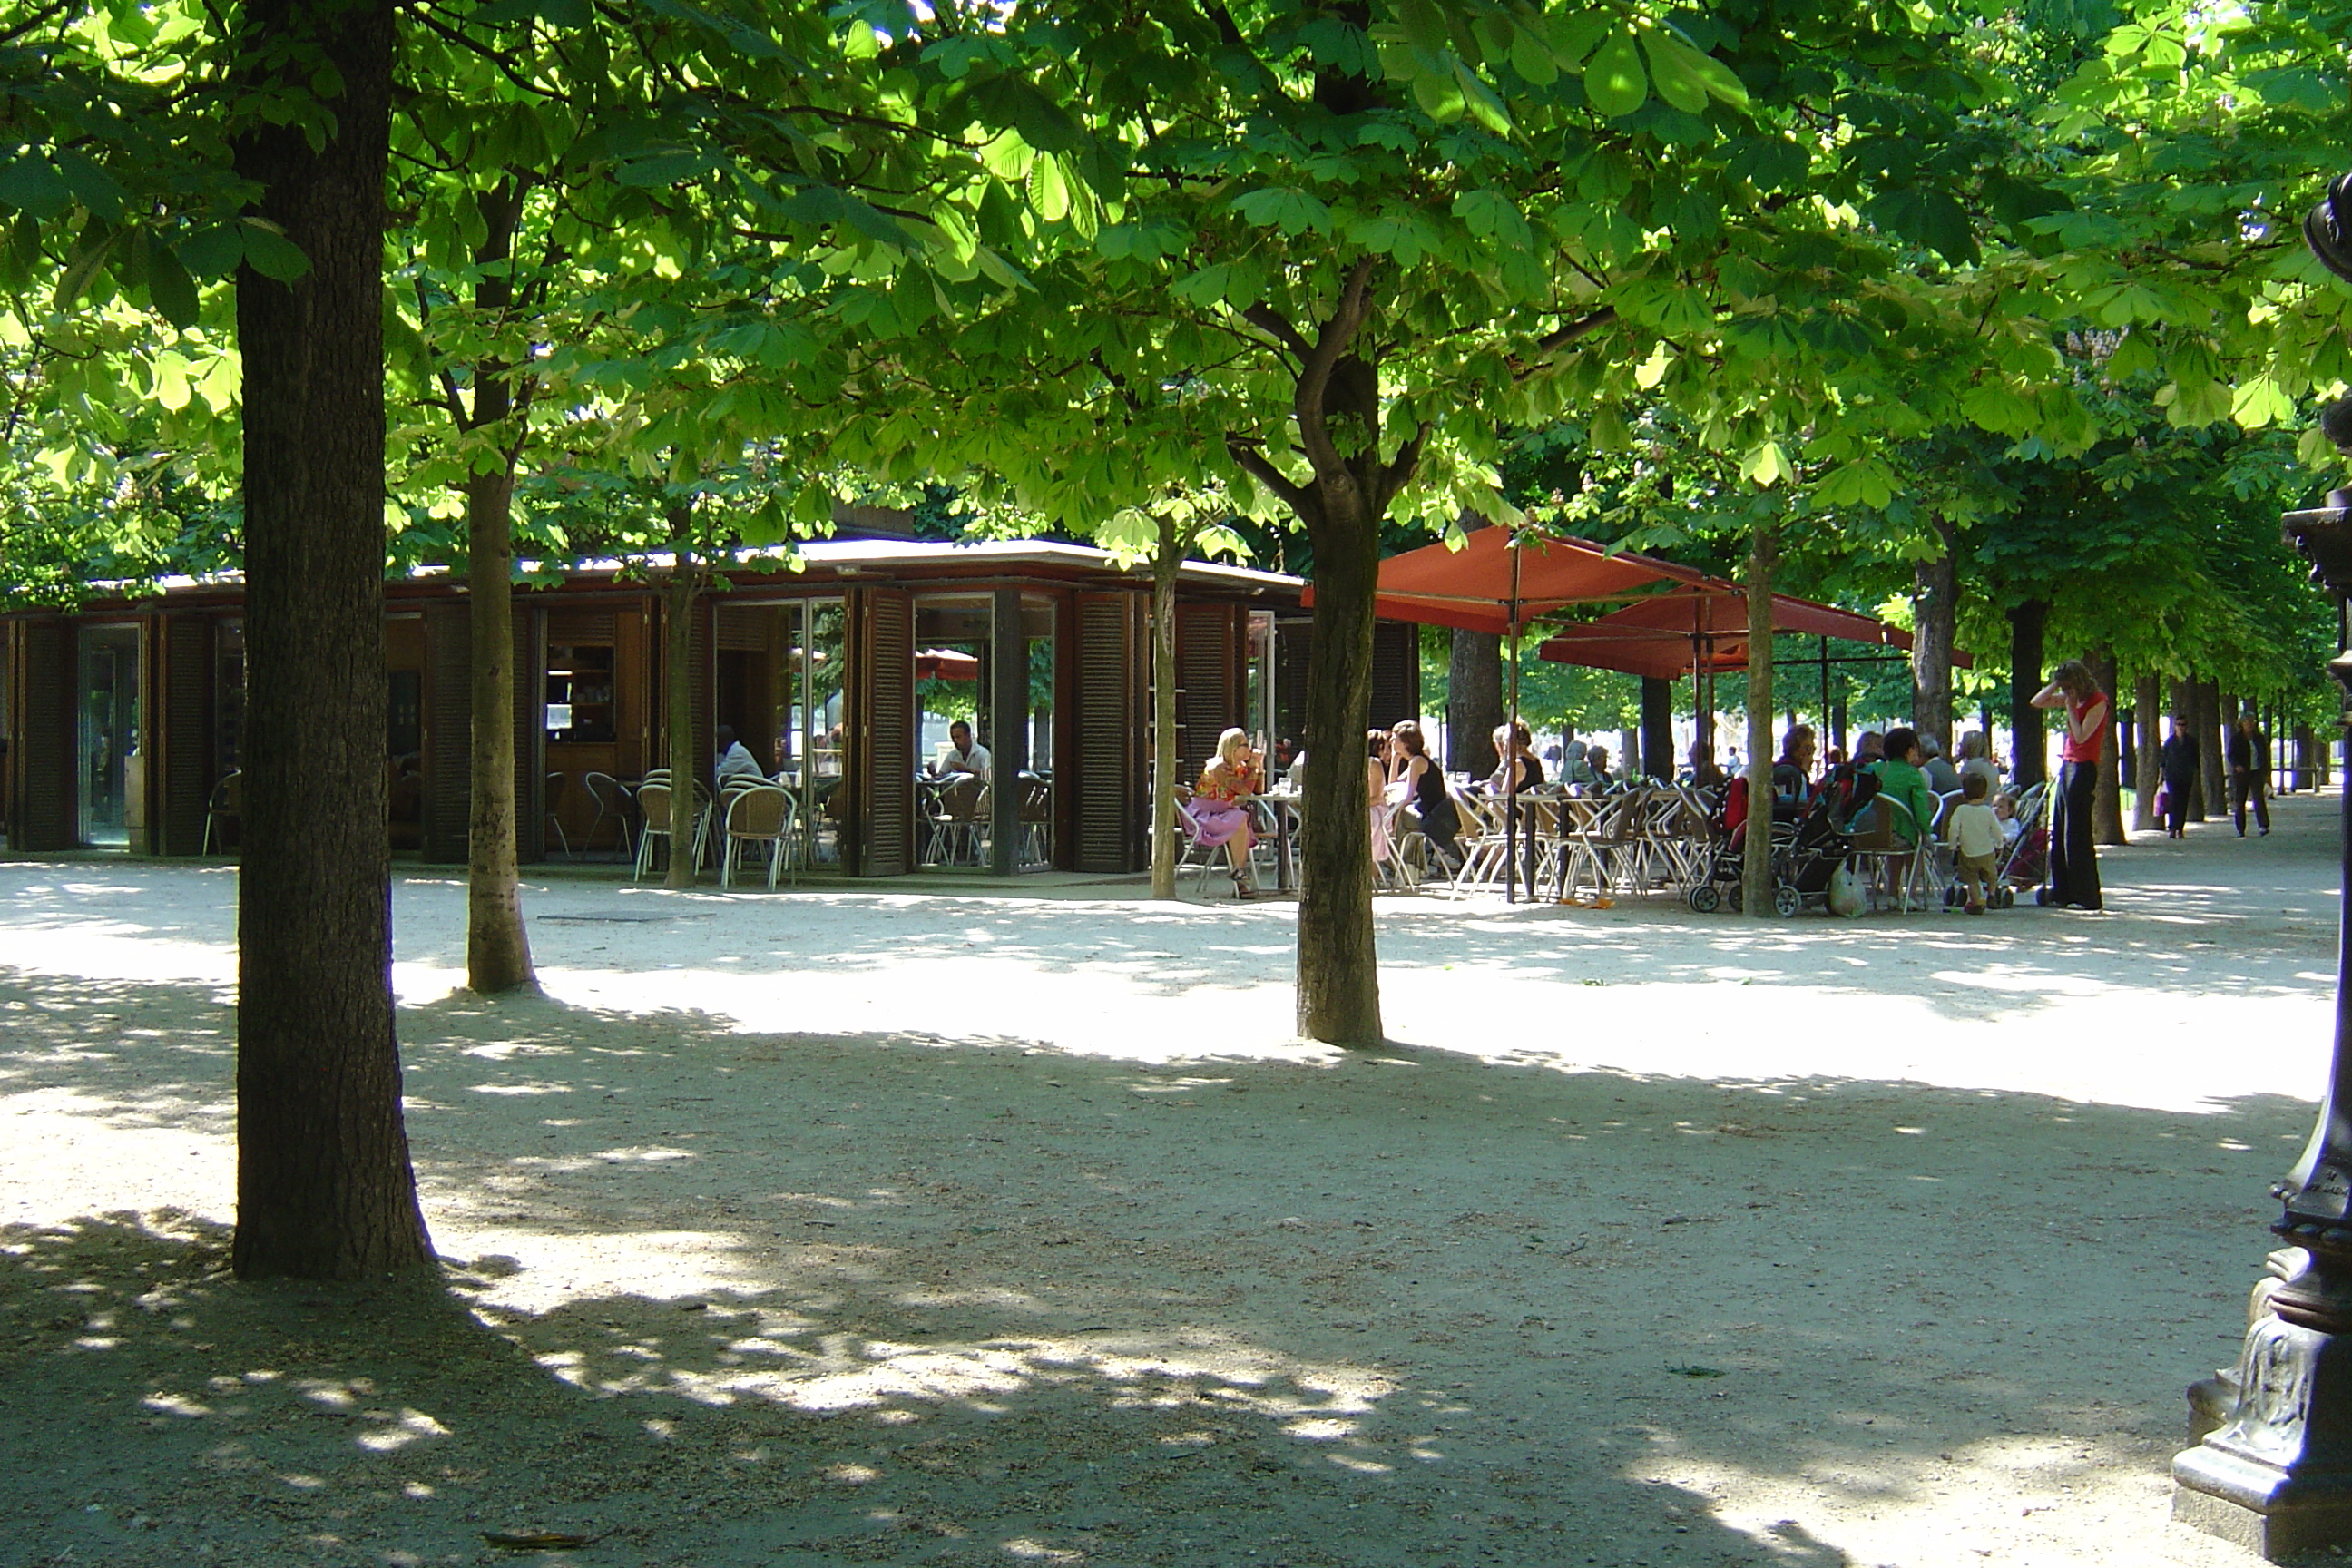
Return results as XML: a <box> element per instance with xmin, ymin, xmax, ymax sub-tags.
<box><xmin>2089</xmin><ymin>648</ymin><xmax>2125</xmax><ymax>846</ymax></box>
<box><xmin>461</xmin><ymin>182</ymin><xmax>534</xmax><ymax>994</ymax></box>
<box><xmin>2132</xmin><ymin>671</ymin><xmax>2162</xmax><ymax>834</ymax></box>
<box><xmin>2007</xmin><ymin>599</ymin><xmax>2048</xmax><ymax>789</ymax></box>
<box><xmin>230</xmin><ymin>0</ymin><xmax>432</xmax><ymax>1280</ymax></box>
<box><xmin>2197</xmin><ymin>680</ymin><xmax>2227</xmax><ymax>827</ymax></box>
<box><xmin>1909</xmin><ymin>521</ymin><xmax>1956</xmax><ymax>752</ymax></box>
<box><xmin>1223</xmin><ymin>260</ymin><xmax>1419</xmax><ymax>1045</ymax></box>
<box><xmin>664</xmin><ymin>537</ymin><xmax>699</xmax><ymax>889</ymax></box>
<box><xmin>1150</xmin><ymin>521</ymin><xmax>1181</xmax><ymax>900</ymax></box>
<box><xmin>1446</xmin><ymin>628</ymin><xmax>1502</xmax><ymax>779</ymax></box>
<box><xmin>464</xmin><ymin>469</ymin><xmax>534</xmax><ymax>990</ymax></box>
<box><xmin>1742</xmin><ymin>527</ymin><xmax>1777</xmax><ymax>919</ymax></box>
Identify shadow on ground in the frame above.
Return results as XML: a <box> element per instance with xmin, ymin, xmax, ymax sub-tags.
<box><xmin>1</xmin><ymin>967</ymin><xmax>2308</xmax><ymax>1566</ymax></box>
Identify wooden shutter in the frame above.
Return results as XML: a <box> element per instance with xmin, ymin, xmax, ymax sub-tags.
<box><xmin>422</xmin><ymin>601</ymin><xmax>470</xmax><ymax>863</ymax></box>
<box><xmin>9</xmin><ymin>620</ymin><xmax>73</xmax><ymax>851</ymax></box>
<box><xmin>848</xmin><ymin>586</ymin><xmax>914</xmax><ymax>876</ymax></box>
<box><xmin>714</xmin><ymin>603</ymin><xmax>770</xmax><ymax>652</ymax></box>
<box><xmin>1369</xmin><ymin>620</ymin><xmax>1420</xmax><ymax>729</ymax></box>
<box><xmin>547</xmin><ymin>607</ymin><xmax>617</xmax><ymax>645</ymax></box>
<box><xmin>1174</xmin><ymin>602</ymin><xmax>1242</xmax><ymax>785</ymax></box>
<box><xmin>158</xmin><ymin>613</ymin><xmax>214</xmax><ymax>855</ymax></box>
<box><xmin>1271</xmin><ymin>618</ymin><xmax>1311</xmax><ymax>752</ymax></box>
<box><xmin>1072</xmin><ymin>591</ymin><xmax>1144</xmax><ymax>873</ymax></box>
<box><xmin>513</xmin><ymin>603</ymin><xmax>545</xmax><ymax>863</ymax></box>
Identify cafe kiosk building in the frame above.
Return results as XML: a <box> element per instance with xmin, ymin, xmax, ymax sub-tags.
<box><xmin>1</xmin><ymin>532</ymin><xmax>1422</xmax><ymax>876</ymax></box>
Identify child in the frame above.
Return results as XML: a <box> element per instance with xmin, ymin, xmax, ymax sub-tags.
<box><xmin>1992</xmin><ymin>791</ymin><xmax>2024</xmax><ymax>842</ymax></box>
<box><xmin>1948</xmin><ymin>774</ymin><xmax>2004</xmax><ymax>915</ymax></box>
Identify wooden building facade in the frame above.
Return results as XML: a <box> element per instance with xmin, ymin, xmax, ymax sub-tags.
<box><xmin>3</xmin><ymin>540</ymin><xmax>1419</xmax><ymax>877</ymax></box>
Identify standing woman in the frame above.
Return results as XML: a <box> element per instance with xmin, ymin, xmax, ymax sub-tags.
<box><xmin>2031</xmin><ymin>660</ymin><xmax>2109</xmax><ymax>910</ymax></box>
<box><xmin>2159</xmin><ymin>719</ymin><xmax>2200</xmax><ymax>838</ymax></box>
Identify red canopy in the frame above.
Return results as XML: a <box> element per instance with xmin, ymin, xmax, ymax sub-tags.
<box><xmin>915</xmin><ymin>648</ymin><xmax>980</xmax><ymax>680</ymax></box>
<box><xmin>1536</xmin><ymin>586</ymin><xmax>1968</xmax><ymax>681</ymax></box>
<box><xmin>1302</xmin><ymin>526</ymin><xmax>1714</xmax><ymax>635</ymax></box>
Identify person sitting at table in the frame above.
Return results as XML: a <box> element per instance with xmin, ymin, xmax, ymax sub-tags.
<box><xmin>1773</xmin><ymin>725</ymin><xmax>1816</xmax><ymax>808</ymax></box>
<box><xmin>1191</xmin><ymin>727</ymin><xmax>1264</xmax><ymax>898</ymax></box>
<box><xmin>1864</xmin><ymin>726</ymin><xmax>1939</xmax><ymax>848</ymax></box>
<box><xmin>714</xmin><ymin>726</ymin><xmax>764</xmax><ymax>785</ymax></box>
<box><xmin>1686</xmin><ymin>741</ymin><xmax>1726</xmax><ymax>791</ymax></box>
<box><xmin>1917</xmin><ymin>732</ymin><xmax>1962</xmax><ymax>794</ymax></box>
<box><xmin>1489</xmin><ymin>720</ymin><xmax>1544</xmax><ymax>794</ymax></box>
<box><xmin>931</xmin><ymin>719</ymin><xmax>991</xmax><ymax>783</ymax></box>
<box><xmin>1387</xmin><ymin>720</ymin><xmax>1462</xmax><ymax>873</ymax></box>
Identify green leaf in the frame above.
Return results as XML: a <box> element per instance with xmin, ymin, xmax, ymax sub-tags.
<box><xmin>1861</xmin><ymin>187</ymin><xmax>1976</xmax><ymax>266</ymax></box>
<box><xmin>51</xmin><ymin>149</ymin><xmax>125</xmax><ymax>222</ymax></box>
<box><xmin>239</xmin><ymin>219</ymin><xmax>310</xmax><ymax>282</ymax></box>
<box><xmin>146</xmin><ymin>243</ymin><xmax>199</xmax><ymax>329</ymax></box>
<box><xmin>1814</xmin><ymin>459</ymin><xmax>1896</xmax><ymax>509</ymax></box>
<box><xmin>1232</xmin><ymin>186</ymin><xmax>1332</xmax><ymax>237</ymax></box>
<box><xmin>53</xmin><ymin>223</ymin><xmax>113</xmax><ymax>309</ymax></box>
<box><xmin>0</xmin><ymin>152</ymin><xmax>70</xmax><ymax>221</ymax></box>
<box><xmin>1508</xmin><ymin>24</ymin><xmax>1557</xmax><ymax>86</ymax></box>
<box><xmin>1583</xmin><ymin>31</ymin><xmax>1648</xmax><ymax>118</ymax></box>
<box><xmin>2230</xmin><ymin>375</ymin><xmax>2296</xmax><ymax>429</ymax></box>
<box><xmin>1740</xmin><ymin>439</ymin><xmax>1792</xmax><ymax>487</ymax></box>
<box><xmin>1640</xmin><ymin>32</ymin><xmax>1709</xmax><ymax>115</ymax></box>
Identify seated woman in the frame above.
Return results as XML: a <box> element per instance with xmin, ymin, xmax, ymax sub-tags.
<box><xmin>1367</xmin><ymin>730</ymin><xmax>1396</xmax><ymax>873</ymax></box>
<box><xmin>1773</xmin><ymin>724</ymin><xmax>1816</xmax><ymax>808</ymax></box>
<box><xmin>1387</xmin><ymin>721</ymin><xmax>1461</xmax><ymax>872</ymax></box>
<box><xmin>1191</xmin><ymin>727</ymin><xmax>1264</xmax><ymax>898</ymax></box>
<box><xmin>1488</xmin><ymin>720</ymin><xmax>1544</xmax><ymax>794</ymax></box>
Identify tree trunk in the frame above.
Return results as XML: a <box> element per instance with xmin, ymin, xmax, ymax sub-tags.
<box><xmin>1150</xmin><ymin>519</ymin><xmax>1181</xmax><ymax>900</ymax></box>
<box><xmin>2197</xmin><ymin>680</ymin><xmax>2227</xmax><ymax>826</ymax></box>
<box><xmin>463</xmin><ymin>471</ymin><xmax>534</xmax><ymax>989</ymax></box>
<box><xmin>2132</xmin><ymin>671</ymin><xmax>2162</xmax><ymax>833</ymax></box>
<box><xmin>1742</xmin><ymin>526</ymin><xmax>1777</xmax><ymax>918</ymax></box>
<box><xmin>2089</xmin><ymin>648</ymin><xmax>2126</xmax><ymax>845</ymax></box>
<box><xmin>2297</xmin><ymin>723</ymin><xmax>2318</xmax><ymax>792</ymax></box>
<box><xmin>1295</xmin><ymin>493</ymin><xmax>1381</xmax><ymax>1044</ymax></box>
<box><xmin>664</xmin><ymin>531</ymin><xmax>699</xmax><ymax>889</ymax></box>
<box><xmin>1446</xmin><ymin>629</ymin><xmax>1502</xmax><ymax>779</ymax></box>
<box><xmin>462</xmin><ymin>182</ymin><xmax>534</xmax><ymax>993</ymax></box>
<box><xmin>1910</xmin><ymin>520</ymin><xmax>1956</xmax><ymax>752</ymax></box>
<box><xmin>2007</xmin><ymin>599</ymin><xmax>2048</xmax><ymax>789</ymax></box>
<box><xmin>230</xmin><ymin>0</ymin><xmax>432</xmax><ymax>1280</ymax></box>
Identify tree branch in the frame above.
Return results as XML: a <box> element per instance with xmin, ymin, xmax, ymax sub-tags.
<box><xmin>1226</xmin><ymin>436</ymin><xmax>1317</xmax><ymax>523</ymax></box>
<box><xmin>1376</xmin><ymin>423</ymin><xmax>1431</xmax><ymax>511</ymax></box>
<box><xmin>1293</xmin><ymin>257</ymin><xmax>1377</xmax><ymax>486</ymax></box>
<box><xmin>1240</xmin><ymin>303</ymin><xmax>1310</xmax><ymax>362</ymax></box>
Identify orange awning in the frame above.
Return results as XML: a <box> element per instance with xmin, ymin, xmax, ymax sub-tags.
<box><xmin>1302</xmin><ymin>526</ymin><xmax>1714</xmax><ymax>635</ymax></box>
<box><xmin>1536</xmin><ymin>586</ymin><xmax>1967</xmax><ymax>681</ymax></box>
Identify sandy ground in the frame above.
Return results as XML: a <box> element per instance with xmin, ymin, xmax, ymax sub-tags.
<box><xmin>0</xmin><ymin>791</ymin><xmax>2339</xmax><ymax>1568</ymax></box>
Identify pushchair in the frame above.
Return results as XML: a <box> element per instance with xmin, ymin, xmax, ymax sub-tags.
<box><xmin>1996</xmin><ymin>780</ymin><xmax>2051</xmax><ymax>906</ymax></box>
<box><xmin>1687</xmin><ymin>780</ymin><xmax>1854</xmax><ymax>916</ymax></box>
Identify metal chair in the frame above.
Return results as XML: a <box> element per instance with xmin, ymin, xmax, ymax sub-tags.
<box><xmin>544</xmin><ymin>770</ymin><xmax>573</xmax><ymax>857</ymax></box>
<box><xmin>583</xmin><ymin>771</ymin><xmax>634</xmax><ymax>858</ymax></box>
<box><xmin>1017</xmin><ymin>772</ymin><xmax>1054</xmax><ymax>867</ymax></box>
<box><xmin>1172</xmin><ymin>793</ymin><xmax>1242</xmax><ymax>897</ymax></box>
<box><xmin>201</xmin><ymin>769</ymin><xmax>241</xmax><ymax>855</ymax></box>
<box><xmin>632</xmin><ymin>779</ymin><xmax>709</xmax><ymax>881</ymax></box>
<box><xmin>720</xmin><ymin>785</ymin><xmax>795</xmax><ymax>890</ymax></box>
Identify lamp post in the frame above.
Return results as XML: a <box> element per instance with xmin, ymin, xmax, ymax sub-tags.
<box><xmin>2171</xmin><ymin>175</ymin><xmax>2352</xmax><ymax>1557</ymax></box>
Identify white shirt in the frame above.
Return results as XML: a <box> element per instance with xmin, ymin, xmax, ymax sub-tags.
<box><xmin>936</xmin><ymin>740</ymin><xmax>991</xmax><ymax>781</ymax></box>
<box><xmin>715</xmin><ymin>741</ymin><xmax>764</xmax><ymax>783</ymax></box>
<box><xmin>1948</xmin><ymin>800</ymin><xmax>2003</xmax><ymax>859</ymax></box>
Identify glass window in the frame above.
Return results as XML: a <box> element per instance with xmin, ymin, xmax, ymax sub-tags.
<box><xmin>77</xmin><ymin>623</ymin><xmax>142</xmax><ymax>848</ymax></box>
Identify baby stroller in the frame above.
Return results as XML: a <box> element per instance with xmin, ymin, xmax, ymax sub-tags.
<box><xmin>1688</xmin><ymin>779</ymin><xmax>1851</xmax><ymax>916</ymax></box>
<box><xmin>1994</xmin><ymin>780</ymin><xmax>2050</xmax><ymax>907</ymax></box>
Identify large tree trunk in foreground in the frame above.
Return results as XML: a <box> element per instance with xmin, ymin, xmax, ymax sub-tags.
<box><xmin>1293</xmin><ymin>488</ymin><xmax>1380</xmax><ymax>1041</ymax></box>
<box><xmin>2007</xmin><ymin>599</ymin><xmax>2048</xmax><ymax>789</ymax></box>
<box><xmin>462</xmin><ymin>183</ymin><xmax>534</xmax><ymax>994</ymax></box>
<box><xmin>2090</xmin><ymin>648</ymin><xmax>2126</xmax><ymax>845</ymax></box>
<box><xmin>1446</xmin><ymin>628</ymin><xmax>1502</xmax><ymax>779</ymax></box>
<box><xmin>2132</xmin><ymin>671</ymin><xmax>2162</xmax><ymax>834</ymax></box>
<box><xmin>1150</xmin><ymin>523</ymin><xmax>1181</xmax><ymax>900</ymax></box>
<box><xmin>231</xmin><ymin>0</ymin><xmax>432</xmax><ymax>1280</ymax></box>
<box><xmin>1910</xmin><ymin>521</ymin><xmax>1956</xmax><ymax>752</ymax></box>
<box><xmin>1741</xmin><ymin>527</ymin><xmax>1777</xmax><ymax>918</ymax></box>
<box><xmin>664</xmin><ymin>531</ymin><xmax>700</xmax><ymax>889</ymax></box>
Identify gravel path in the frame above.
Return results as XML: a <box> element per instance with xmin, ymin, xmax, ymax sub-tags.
<box><xmin>0</xmin><ymin>792</ymin><xmax>2335</xmax><ymax>1566</ymax></box>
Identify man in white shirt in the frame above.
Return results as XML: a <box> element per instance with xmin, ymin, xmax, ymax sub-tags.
<box><xmin>933</xmin><ymin>720</ymin><xmax>991</xmax><ymax>783</ymax></box>
<box><xmin>714</xmin><ymin>726</ymin><xmax>764</xmax><ymax>785</ymax></box>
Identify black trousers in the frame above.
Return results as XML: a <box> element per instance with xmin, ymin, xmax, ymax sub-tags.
<box><xmin>2048</xmin><ymin>760</ymin><xmax>2102</xmax><ymax>909</ymax></box>
<box><xmin>2161</xmin><ymin>774</ymin><xmax>2192</xmax><ymax>836</ymax></box>
<box><xmin>2230</xmin><ymin>769</ymin><xmax>2270</xmax><ymax>834</ymax></box>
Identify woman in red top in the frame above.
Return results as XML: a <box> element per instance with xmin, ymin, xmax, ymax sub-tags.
<box><xmin>2030</xmin><ymin>660</ymin><xmax>2109</xmax><ymax>910</ymax></box>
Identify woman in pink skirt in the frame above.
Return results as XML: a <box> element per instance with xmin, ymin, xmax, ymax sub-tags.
<box><xmin>1193</xmin><ymin>728</ymin><xmax>1264</xmax><ymax>897</ymax></box>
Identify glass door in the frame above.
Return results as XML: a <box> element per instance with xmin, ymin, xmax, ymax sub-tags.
<box><xmin>77</xmin><ymin>623</ymin><xmax>142</xmax><ymax>848</ymax></box>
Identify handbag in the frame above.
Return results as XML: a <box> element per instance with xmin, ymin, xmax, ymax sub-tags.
<box><xmin>2153</xmin><ymin>785</ymin><xmax>2170</xmax><ymax>817</ymax></box>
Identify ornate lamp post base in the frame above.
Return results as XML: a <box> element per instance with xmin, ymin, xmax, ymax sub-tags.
<box><xmin>2174</xmin><ymin>1246</ymin><xmax>2352</xmax><ymax>1557</ymax></box>
<box><xmin>2173</xmin><ymin>498</ymin><xmax>2352</xmax><ymax>1559</ymax></box>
